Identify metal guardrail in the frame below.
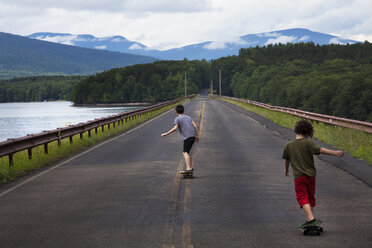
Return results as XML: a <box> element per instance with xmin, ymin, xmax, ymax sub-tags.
<box><xmin>0</xmin><ymin>95</ymin><xmax>194</xmax><ymax>166</ymax></box>
<box><xmin>213</xmin><ymin>95</ymin><xmax>372</xmax><ymax>134</ymax></box>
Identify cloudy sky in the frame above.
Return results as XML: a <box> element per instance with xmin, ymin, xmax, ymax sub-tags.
<box><xmin>0</xmin><ymin>0</ymin><xmax>371</xmax><ymax>50</ymax></box>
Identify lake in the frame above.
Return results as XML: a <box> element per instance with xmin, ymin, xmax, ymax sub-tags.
<box><xmin>0</xmin><ymin>102</ymin><xmax>141</xmax><ymax>142</ymax></box>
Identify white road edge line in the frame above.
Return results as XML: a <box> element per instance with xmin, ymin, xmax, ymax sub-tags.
<box><xmin>0</xmin><ymin>107</ymin><xmax>175</xmax><ymax>198</ymax></box>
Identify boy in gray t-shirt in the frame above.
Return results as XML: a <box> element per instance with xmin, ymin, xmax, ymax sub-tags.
<box><xmin>161</xmin><ymin>104</ymin><xmax>199</xmax><ymax>171</ymax></box>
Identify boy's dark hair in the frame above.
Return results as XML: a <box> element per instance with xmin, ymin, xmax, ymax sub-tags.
<box><xmin>294</xmin><ymin>119</ymin><xmax>314</xmax><ymax>137</ymax></box>
<box><xmin>175</xmin><ymin>104</ymin><xmax>184</xmax><ymax>114</ymax></box>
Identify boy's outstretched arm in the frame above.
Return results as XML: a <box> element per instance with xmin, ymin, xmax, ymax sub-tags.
<box><xmin>161</xmin><ymin>124</ymin><xmax>178</xmax><ymax>137</ymax></box>
<box><xmin>284</xmin><ymin>160</ymin><xmax>290</xmax><ymax>177</ymax></box>
<box><xmin>320</xmin><ymin>147</ymin><xmax>344</xmax><ymax>157</ymax></box>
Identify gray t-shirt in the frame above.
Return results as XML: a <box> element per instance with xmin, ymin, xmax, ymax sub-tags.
<box><xmin>174</xmin><ymin>115</ymin><xmax>196</xmax><ymax>140</ymax></box>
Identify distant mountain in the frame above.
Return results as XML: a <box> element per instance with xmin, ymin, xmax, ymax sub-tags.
<box><xmin>28</xmin><ymin>28</ymin><xmax>360</xmax><ymax>60</ymax></box>
<box><xmin>28</xmin><ymin>32</ymin><xmax>148</xmax><ymax>53</ymax></box>
<box><xmin>0</xmin><ymin>32</ymin><xmax>156</xmax><ymax>79</ymax></box>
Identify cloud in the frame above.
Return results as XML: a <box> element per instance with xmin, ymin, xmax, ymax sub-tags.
<box><xmin>204</xmin><ymin>41</ymin><xmax>227</xmax><ymax>50</ymax></box>
<box><xmin>348</xmin><ymin>33</ymin><xmax>372</xmax><ymax>42</ymax></box>
<box><xmin>329</xmin><ymin>38</ymin><xmax>346</xmax><ymax>45</ymax></box>
<box><xmin>299</xmin><ymin>36</ymin><xmax>310</xmax><ymax>41</ymax></box>
<box><xmin>257</xmin><ymin>32</ymin><xmax>282</xmax><ymax>38</ymax></box>
<box><xmin>203</xmin><ymin>37</ymin><xmax>248</xmax><ymax>50</ymax></box>
<box><xmin>35</xmin><ymin>35</ymin><xmax>77</xmax><ymax>46</ymax></box>
<box><xmin>0</xmin><ymin>0</ymin><xmax>214</xmax><ymax>13</ymax></box>
<box><xmin>111</xmin><ymin>37</ymin><xmax>126</xmax><ymax>42</ymax></box>
<box><xmin>129</xmin><ymin>44</ymin><xmax>143</xmax><ymax>50</ymax></box>
<box><xmin>0</xmin><ymin>0</ymin><xmax>371</xmax><ymax>50</ymax></box>
<box><xmin>31</xmin><ymin>34</ymin><xmax>96</xmax><ymax>45</ymax></box>
<box><xmin>94</xmin><ymin>45</ymin><xmax>107</xmax><ymax>49</ymax></box>
<box><xmin>265</xmin><ymin>35</ymin><xmax>297</xmax><ymax>45</ymax></box>
<box><xmin>122</xmin><ymin>0</ymin><xmax>214</xmax><ymax>13</ymax></box>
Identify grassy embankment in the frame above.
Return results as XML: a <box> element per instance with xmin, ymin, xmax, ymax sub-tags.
<box><xmin>220</xmin><ymin>98</ymin><xmax>372</xmax><ymax>165</ymax></box>
<box><xmin>0</xmin><ymin>99</ymin><xmax>188</xmax><ymax>183</ymax></box>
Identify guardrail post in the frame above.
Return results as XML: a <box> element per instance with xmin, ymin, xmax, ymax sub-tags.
<box><xmin>108</xmin><ymin>123</ymin><xmax>110</xmax><ymax>130</ymax></box>
<box><xmin>95</xmin><ymin>127</ymin><xmax>98</xmax><ymax>134</ymax></box>
<box><xmin>113</xmin><ymin>122</ymin><xmax>115</xmax><ymax>128</ymax></box>
<box><xmin>88</xmin><ymin>130</ymin><xmax>91</xmax><ymax>137</ymax></box>
<box><xmin>44</xmin><ymin>143</ymin><xmax>48</xmax><ymax>155</ymax></box>
<box><xmin>58</xmin><ymin>130</ymin><xmax>61</xmax><ymax>147</ymax></box>
<box><xmin>9</xmin><ymin>153</ymin><xmax>14</xmax><ymax>166</ymax></box>
<box><xmin>80</xmin><ymin>133</ymin><xmax>83</xmax><ymax>139</ymax></box>
<box><xmin>69</xmin><ymin>136</ymin><xmax>73</xmax><ymax>144</ymax></box>
<box><xmin>28</xmin><ymin>148</ymin><xmax>32</xmax><ymax>160</ymax></box>
<box><xmin>102</xmin><ymin>125</ymin><xmax>104</xmax><ymax>132</ymax></box>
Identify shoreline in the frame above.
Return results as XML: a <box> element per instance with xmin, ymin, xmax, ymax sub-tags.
<box><xmin>73</xmin><ymin>102</ymin><xmax>153</xmax><ymax>107</ymax></box>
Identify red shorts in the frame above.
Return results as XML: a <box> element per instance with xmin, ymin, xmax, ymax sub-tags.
<box><xmin>294</xmin><ymin>174</ymin><xmax>316</xmax><ymax>208</ymax></box>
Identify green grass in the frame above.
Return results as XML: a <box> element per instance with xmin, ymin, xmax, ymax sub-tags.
<box><xmin>220</xmin><ymin>98</ymin><xmax>372</xmax><ymax>165</ymax></box>
<box><xmin>0</xmin><ymin>100</ymin><xmax>188</xmax><ymax>183</ymax></box>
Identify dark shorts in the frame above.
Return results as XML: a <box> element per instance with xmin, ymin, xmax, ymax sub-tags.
<box><xmin>294</xmin><ymin>174</ymin><xmax>316</xmax><ymax>208</ymax></box>
<box><xmin>183</xmin><ymin>137</ymin><xmax>196</xmax><ymax>153</ymax></box>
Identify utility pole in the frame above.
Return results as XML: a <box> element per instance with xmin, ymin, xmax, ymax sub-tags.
<box><xmin>211</xmin><ymin>80</ymin><xmax>213</xmax><ymax>95</ymax></box>
<box><xmin>219</xmin><ymin>68</ymin><xmax>222</xmax><ymax>96</ymax></box>
<box><xmin>184</xmin><ymin>71</ymin><xmax>187</xmax><ymax>97</ymax></box>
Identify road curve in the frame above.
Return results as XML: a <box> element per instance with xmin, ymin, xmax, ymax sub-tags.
<box><xmin>0</xmin><ymin>96</ymin><xmax>371</xmax><ymax>247</ymax></box>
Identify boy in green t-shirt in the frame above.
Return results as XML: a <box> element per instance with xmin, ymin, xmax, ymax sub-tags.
<box><xmin>282</xmin><ymin>120</ymin><xmax>344</xmax><ymax>228</ymax></box>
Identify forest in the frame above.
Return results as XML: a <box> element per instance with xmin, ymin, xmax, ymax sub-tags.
<box><xmin>210</xmin><ymin>42</ymin><xmax>372</xmax><ymax>121</ymax></box>
<box><xmin>0</xmin><ymin>76</ymin><xmax>85</xmax><ymax>102</ymax></box>
<box><xmin>71</xmin><ymin>60</ymin><xmax>210</xmax><ymax>104</ymax></box>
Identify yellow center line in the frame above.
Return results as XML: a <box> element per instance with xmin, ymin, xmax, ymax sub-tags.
<box><xmin>182</xmin><ymin>101</ymin><xmax>205</xmax><ymax>248</ymax></box>
<box><xmin>182</xmin><ymin>180</ymin><xmax>193</xmax><ymax>248</ymax></box>
<box><xmin>164</xmin><ymin>158</ymin><xmax>184</xmax><ymax>246</ymax></box>
<box><xmin>165</xmin><ymin>100</ymin><xmax>205</xmax><ymax>248</ymax></box>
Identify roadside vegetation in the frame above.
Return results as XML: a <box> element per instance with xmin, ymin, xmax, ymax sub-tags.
<box><xmin>221</xmin><ymin>98</ymin><xmax>372</xmax><ymax>165</ymax></box>
<box><xmin>0</xmin><ymin>99</ymin><xmax>189</xmax><ymax>183</ymax></box>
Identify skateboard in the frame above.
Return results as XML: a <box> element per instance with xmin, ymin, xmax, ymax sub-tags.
<box><xmin>180</xmin><ymin>170</ymin><xmax>193</xmax><ymax>179</ymax></box>
<box><xmin>303</xmin><ymin>225</ymin><xmax>323</xmax><ymax>236</ymax></box>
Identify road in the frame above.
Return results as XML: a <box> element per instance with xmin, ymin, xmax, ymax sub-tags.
<box><xmin>0</xmin><ymin>96</ymin><xmax>371</xmax><ymax>247</ymax></box>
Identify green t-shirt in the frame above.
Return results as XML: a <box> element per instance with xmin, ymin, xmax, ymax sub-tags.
<box><xmin>282</xmin><ymin>138</ymin><xmax>321</xmax><ymax>179</ymax></box>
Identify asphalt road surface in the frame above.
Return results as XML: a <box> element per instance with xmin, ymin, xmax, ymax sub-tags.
<box><xmin>1</xmin><ymin>96</ymin><xmax>371</xmax><ymax>248</ymax></box>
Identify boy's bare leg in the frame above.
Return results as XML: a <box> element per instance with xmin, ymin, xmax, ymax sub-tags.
<box><xmin>183</xmin><ymin>152</ymin><xmax>193</xmax><ymax>171</ymax></box>
<box><xmin>303</xmin><ymin>204</ymin><xmax>315</xmax><ymax>221</ymax></box>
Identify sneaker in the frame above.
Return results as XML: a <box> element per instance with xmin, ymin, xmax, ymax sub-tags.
<box><xmin>298</xmin><ymin>219</ymin><xmax>318</xmax><ymax>229</ymax></box>
<box><xmin>186</xmin><ymin>168</ymin><xmax>194</xmax><ymax>172</ymax></box>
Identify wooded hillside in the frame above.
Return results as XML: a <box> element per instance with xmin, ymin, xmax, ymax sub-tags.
<box><xmin>0</xmin><ymin>76</ymin><xmax>85</xmax><ymax>102</ymax></box>
<box><xmin>210</xmin><ymin>42</ymin><xmax>372</xmax><ymax>121</ymax></box>
<box><xmin>71</xmin><ymin>60</ymin><xmax>210</xmax><ymax>104</ymax></box>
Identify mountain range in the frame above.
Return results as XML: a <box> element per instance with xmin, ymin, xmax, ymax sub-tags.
<box><xmin>0</xmin><ymin>28</ymin><xmax>360</xmax><ymax>79</ymax></box>
<box><xmin>0</xmin><ymin>32</ymin><xmax>156</xmax><ymax>79</ymax></box>
<box><xmin>28</xmin><ymin>28</ymin><xmax>359</xmax><ymax>60</ymax></box>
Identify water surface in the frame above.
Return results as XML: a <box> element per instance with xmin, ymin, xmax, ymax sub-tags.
<box><xmin>0</xmin><ymin>102</ymin><xmax>140</xmax><ymax>142</ymax></box>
